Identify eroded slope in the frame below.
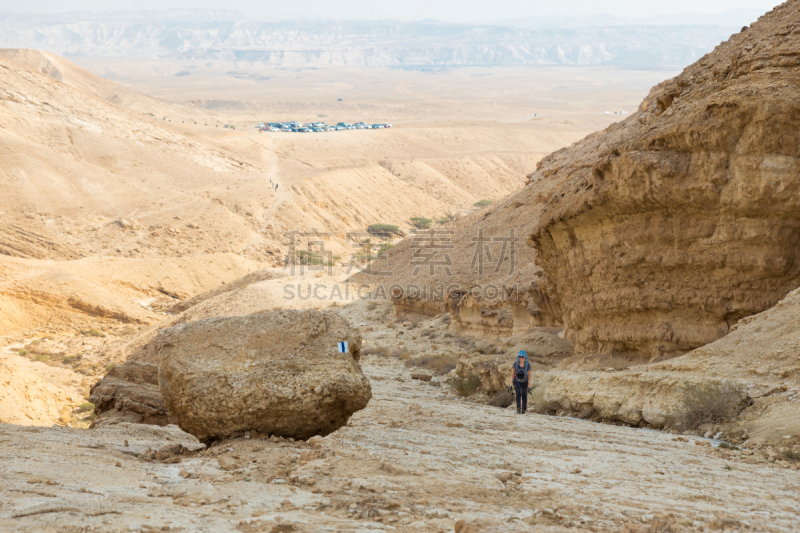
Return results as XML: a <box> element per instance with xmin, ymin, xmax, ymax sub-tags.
<box><xmin>528</xmin><ymin>3</ymin><xmax>800</xmax><ymax>359</ymax></box>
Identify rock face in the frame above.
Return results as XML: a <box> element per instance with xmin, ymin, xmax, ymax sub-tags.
<box><xmin>456</xmin><ymin>330</ymin><xmax>572</xmax><ymax>393</ymax></box>
<box><xmin>533</xmin><ymin>372</ymin><xmax>750</xmax><ymax>428</ymax></box>
<box><xmin>157</xmin><ymin>310</ymin><xmax>371</xmax><ymax>442</ymax></box>
<box><xmin>90</xmin><ymin>361</ymin><xmax>174</xmax><ymax>426</ymax></box>
<box><xmin>529</xmin><ymin>2</ymin><xmax>800</xmax><ymax>359</ymax></box>
<box><xmin>358</xmin><ymin>180</ymin><xmax>565</xmax><ymax>336</ymax></box>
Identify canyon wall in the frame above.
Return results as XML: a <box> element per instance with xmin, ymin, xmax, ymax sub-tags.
<box><xmin>528</xmin><ymin>1</ymin><xmax>800</xmax><ymax>360</ymax></box>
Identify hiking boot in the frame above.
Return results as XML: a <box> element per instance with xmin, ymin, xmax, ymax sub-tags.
<box><xmin>516</xmin><ymin>408</ymin><xmax>521</xmax><ymax>414</ymax></box>
<box><xmin>521</xmin><ymin>409</ymin><xmax>527</xmax><ymax>414</ymax></box>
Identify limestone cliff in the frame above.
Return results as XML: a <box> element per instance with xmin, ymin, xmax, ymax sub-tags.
<box><xmin>529</xmin><ymin>2</ymin><xmax>800</xmax><ymax>359</ymax></box>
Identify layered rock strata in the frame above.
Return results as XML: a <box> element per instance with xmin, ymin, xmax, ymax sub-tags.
<box><xmin>529</xmin><ymin>2</ymin><xmax>800</xmax><ymax>358</ymax></box>
<box><xmin>90</xmin><ymin>361</ymin><xmax>174</xmax><ymax>426</ymax></box>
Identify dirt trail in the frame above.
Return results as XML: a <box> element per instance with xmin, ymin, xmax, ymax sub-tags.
<box><xmin>1</xmin><ymin>357</ymin><xmax>797</xmax><ymax>532</ymax></box>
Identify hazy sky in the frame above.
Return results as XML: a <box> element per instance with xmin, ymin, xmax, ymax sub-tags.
<box><xmin>1</xmin><ymin>0</ymin><xmax>784</xmax><ymax>21</ymax></box>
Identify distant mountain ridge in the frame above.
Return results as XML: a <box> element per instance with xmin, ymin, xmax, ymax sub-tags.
<box><xmin>0</xmin><ymin>8</ymin><xmax>767</xmax><ymax>68</ymax></box>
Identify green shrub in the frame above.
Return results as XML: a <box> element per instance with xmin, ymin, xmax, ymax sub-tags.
<box><xmin>368</xmin><ymin>224</ymin><xmax>400</xmax><ymax>234</ymax></box>
<box><xmin>34</xmin><ymin>354</ymin><xmax>49</xmax><ymax>362</ymax></box>
<box><xmin>296</xmin><ymin>250</ymin><xmax>323</xmax><ymax>265</ymax></box>
<box><xmin>674</xmin><ymin>380</ymin><xmax>748</xmax><ymax>431</ymax></box>
<box><xmin>455</xmin><ymin>375</ymin><xmax>482</xmax><ymax>397</ymax></box>
<box><xmin>87</xmin><ymin>329</ymin><xmax>106</xmax><ymax>337</ymax></box>
<box><xmin>410</xmin><ymin>217</ymin><xmax>432</xmax><ymax>229</ymax></box>
<box><xmin>62</xmin><ymin>355</ymin><xmax>80</xmax><ymax>365</ymax></box>
<box><xmin>473</xmin><ymin>199</ymin><xmax>492</xmax><ymax>207</ymax></box>
<box><xmin>437</xmin><ymin>213</ymin><xmax>458</xmax><ymax>225</ymax></box>
<box><xmin>18</xmin><ymin>349</ymin><xmax>28</xmax><ymax>356</ymax></box>
<box><xmin>76</xmin><ymin>402</ymin><xmax>95</xmax><ymax>413</ymax></box>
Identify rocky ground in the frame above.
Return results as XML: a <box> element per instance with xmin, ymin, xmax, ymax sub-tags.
<box><xmin>2</xmin><ymin>355</ymin><xmax>799</xmax><ymax>533</ymax></box>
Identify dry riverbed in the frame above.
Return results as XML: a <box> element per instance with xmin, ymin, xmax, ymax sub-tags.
<box><xmin>1</xmin><ymin>358</ymin><xmax>798</xmax><ymax>532</ymax></box>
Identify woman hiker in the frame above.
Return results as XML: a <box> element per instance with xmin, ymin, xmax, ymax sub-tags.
<box><xmin>511</xmin><ymin>350</ymin><xmax>531</xmax><ymax>414</ymax></box>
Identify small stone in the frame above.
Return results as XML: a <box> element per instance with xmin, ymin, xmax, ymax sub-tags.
<box><xmin>27</xmin><ymin>476</ymin><xmax>57</xmax><ymax>485</ymax></box>
<box><xmin>496</xmin><ymin>472</ymin><xmax>513</xmax><ymax>482</ymax></box>
<box><xmin>218</xmin><ymin>455</ymin><xmax>238</xmax><ymax>471</ymax></box>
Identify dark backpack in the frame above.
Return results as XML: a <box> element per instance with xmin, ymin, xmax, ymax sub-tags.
<box><xmin>515</xmin><ymin>362</ymin><xmax>528</xmax><ymax>382</ymax></box>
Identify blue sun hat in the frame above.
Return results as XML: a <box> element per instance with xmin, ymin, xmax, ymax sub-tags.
<box><xmin>517</xmin><ymin>350</ymin><xmax>528</xmax><ymax>366</ymax></box>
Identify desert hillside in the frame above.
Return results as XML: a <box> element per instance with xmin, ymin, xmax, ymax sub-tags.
<box><xmin>1</xmin><ymin>50</ymin><xmax>613</xmax><ymax>345</ymax></box>
<box><xmin>2</xmin><ymin>2</ymin><xmax>800</xmax><ymax>531</ymax></box>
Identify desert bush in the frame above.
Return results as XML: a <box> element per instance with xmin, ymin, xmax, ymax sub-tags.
<box><xmin>368</xmin><ymin>223</ymin><xmax>401</xmax><ymax>234</ymax></box>
<box><xmin>86</xmin><ymin>329</ymin><xmax>106</xmax><ymax>337</ymax></box>
<box><xmin>454</xmin><ymin>337</ymin><xmax>471</xmax><ymax>348</ymax></box>
<box><xmin>62</xmin><ymin>355</ymin><xmax>80</xmax><ymax>365</ymax></box>
<box><xmin>405</xmin><ymin>353</ymin><xmax>458</xmax><ymax>376</ymax></box>
<box><xmin>487</xmin><ymin>389</ymin><xmax>514</xmax><ymax>408</ymax></box>
<box><xmin>362</xmin><ymin>346</ymin><xmax>389</xmax><ymax>357</ymax></box>
<box><xmin>76</xmin><ymin>402</ymin><xmax>95</xmax><ymax>413</ymax></box>
<box><xmin>454</xmin><ymin>375</ymin><xmax>482</xmax><ymax>397</ymax></box>
<box><xmin>17</xmin><ymin>349</ymin><xmax>28</xmax><ymax>356</ymax></box>
<box><xmin>367</xmin><ymin>302</ymin><xmax>379</xmax><ymax>311</ymax></box>
<box><xmin>410</xmin><ymin>217</ymin><xmax>432</xmax><ymax>229</ymax></box>
<box><xmin>473</xmin><ymin>199</ymin><xmax>492</xmax><ymax>207</ymax></box>
<box><xmin>389</xmin><ymin>349</ymin><xmax>411</xmax><ymax>359</ymax></box>
<box><xmin>296</xmin><ymin>250</ymin><xmax>322</xmax><ymax>265</ymax></box>
<box><xmin>782</xmin><ymin>449</ymin><xmax>800</xmax><ymax>462</ymax></box>
<box><xmin>674</xmin><ymin>380</ymin><xmax>748</xmax><ymax>431</ymax></box>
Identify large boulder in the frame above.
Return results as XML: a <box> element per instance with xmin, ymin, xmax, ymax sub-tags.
<box><xmin>157</xmin><ymin>310</ymin><xmax>371</xmax><ymax>442</ymax></box>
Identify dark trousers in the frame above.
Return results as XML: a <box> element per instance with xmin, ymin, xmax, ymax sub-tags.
<box><xmin>514</xmin><ymin>380</ymin><xmax>528</xmax><ymax>411</ymax></box>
